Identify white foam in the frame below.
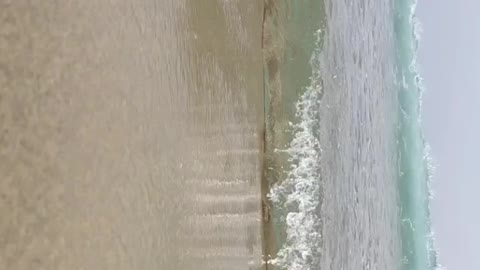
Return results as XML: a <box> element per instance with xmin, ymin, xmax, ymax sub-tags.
<box><xmin>268</xmin><ymin>30</ymin><xmax>324</xmax><ymax>270</ymax></box>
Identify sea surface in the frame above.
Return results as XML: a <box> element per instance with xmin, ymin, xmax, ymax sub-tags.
<box><xmin>266</xmin><ymin>1</ymin><xmax>441</xmax><ymax>270</ymax></box>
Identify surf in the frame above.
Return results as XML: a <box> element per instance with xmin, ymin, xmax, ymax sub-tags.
<box><xmin>393</xmin><ymin>0</ymin><xmax>443</xmax><ymax>269</ymax></box>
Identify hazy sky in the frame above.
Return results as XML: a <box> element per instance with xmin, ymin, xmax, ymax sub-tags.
<box><xmin>417</xmin><ymin>1</ymin><xmax>480</xmax><ymax>269</ymax></box>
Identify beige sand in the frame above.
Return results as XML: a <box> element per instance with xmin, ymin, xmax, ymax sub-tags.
<box><xmin>1</xmin><ymin>1</ymin><xmax>267</xmax><ymax>269</ymax></box>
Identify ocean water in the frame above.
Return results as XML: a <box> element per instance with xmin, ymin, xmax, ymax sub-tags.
<box><xmin>266</xmin><ymin>1</ymin><xmax>441</xmax><ymax>270</ymax></box>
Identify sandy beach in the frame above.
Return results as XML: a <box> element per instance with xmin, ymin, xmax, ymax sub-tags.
<box><xmin>1</xmin><ymin>1</ymin><xmax>267</xmax><ymax>269</ymax></box>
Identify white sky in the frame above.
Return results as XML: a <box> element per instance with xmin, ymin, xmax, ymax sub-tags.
<box><xmin>417</xmin><ymin>1</ymin><xmax>480</xmax><ymax>269</ymax></box>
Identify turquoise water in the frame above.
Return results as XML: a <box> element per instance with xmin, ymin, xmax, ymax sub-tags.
<box><xmin>394</xmin><ymin>0</ymin><xmax>442</xmax><ymax>270</ymax></box>
<box><xmin>266</xmin><ymin>0</ymin><xmax>442</xmax><ymax>269</ymax></box>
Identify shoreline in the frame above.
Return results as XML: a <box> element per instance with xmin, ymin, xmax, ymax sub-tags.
<box><xmin>261</xmin><ymin>1</ymin><xmax>285</xmax><ymax>268</ymax></box>
<box><xmin>260</xmin><ymin>1</ymin><xmax>326</xmax><ymax>268</ymax></box>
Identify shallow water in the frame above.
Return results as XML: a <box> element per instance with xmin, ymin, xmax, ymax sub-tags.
<box><xmin>318</xmin><ymin>1</ymin><xmax>402</xmax><ymax>269</ymax></box>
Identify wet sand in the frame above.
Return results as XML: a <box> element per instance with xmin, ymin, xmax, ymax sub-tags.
<box><xmin>1</xmin><ymin>1</ymin><xmax>266</xmax><ymax>269</ymax></box>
